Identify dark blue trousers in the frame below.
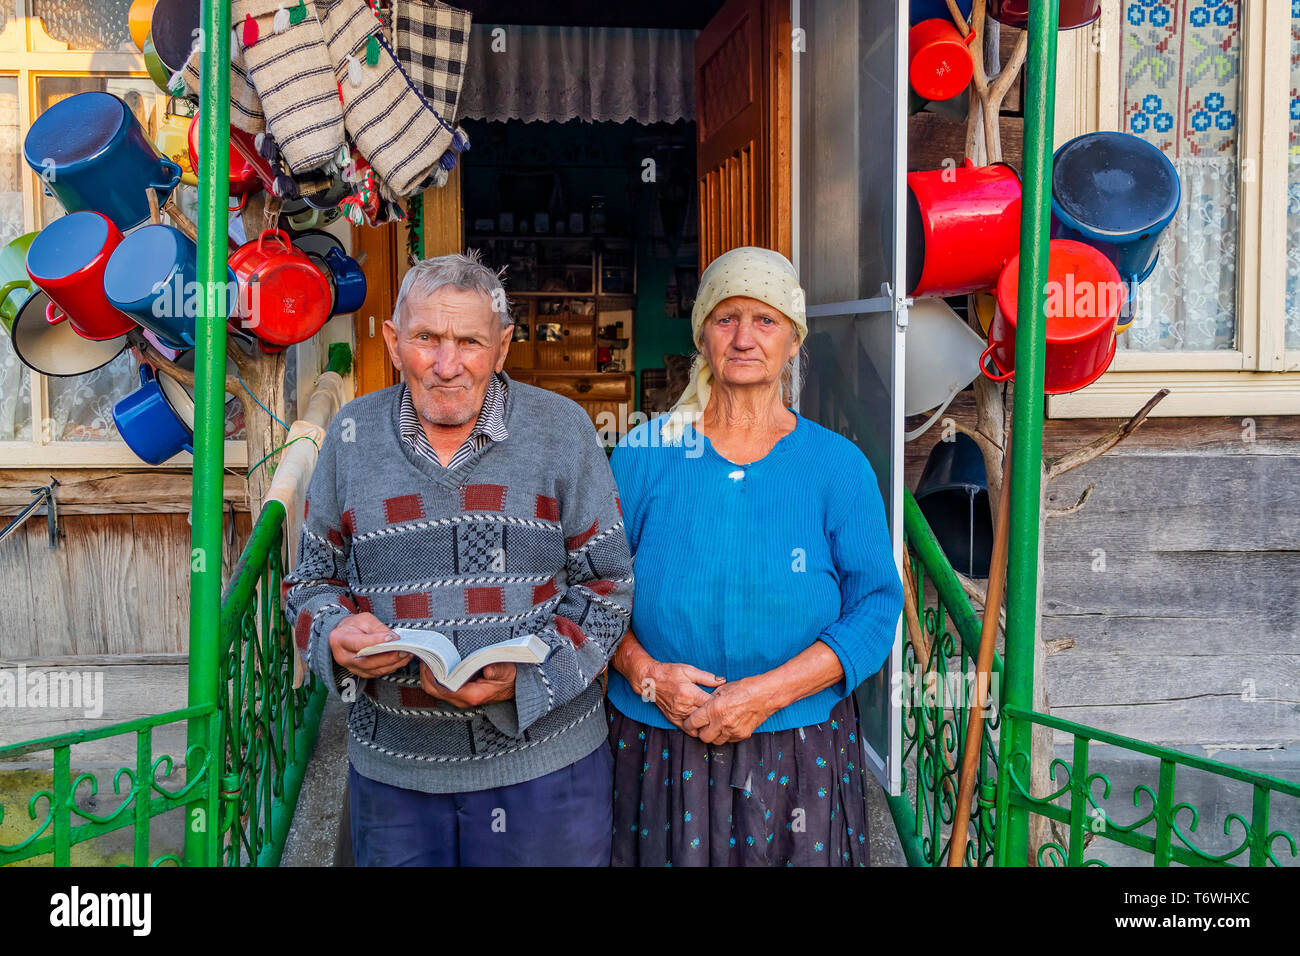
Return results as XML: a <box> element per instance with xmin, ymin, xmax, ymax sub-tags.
<box><xmin>348</xmin><ymin>744</ymin><xmax>613</xmax><ymax>866</ymax></box>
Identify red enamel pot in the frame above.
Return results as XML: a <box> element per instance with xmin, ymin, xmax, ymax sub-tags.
<box><xmin>908</xmin><ymin>18</ymin><xmax>976</xmax><ymax>102</ymax></box>
<box><xmin>987</xmin><ymin>0</ymin><xmax>1101</xmax><ymax>30</ymax></box>
<box><xmin>906</xmin><ymin>159</ymin><xmax>1022</xmax><ymax>298</ymax></box>
<box><xmin>187</xmin><ymin>115</ymin><xmax>263</xmax><ymax>209</ymax></box>
<box><xmin>25</xmin><ymin>211</ymin><xmax>136</xmax><ymax>341</ymax></box>
<box><xmin>228</xmin><ymin>228</ymin><xmax>331</xmax><ymax>349</ymax></box>
<box><xmin>981</xmin><ymin>239</ymin><xmax>1122</xmax><ymax>395</ymax></box>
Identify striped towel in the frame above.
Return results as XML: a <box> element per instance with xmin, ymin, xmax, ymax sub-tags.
<box><xmin>181</xmin><ymin>45</ymin><xmax>267</xmax><ymax>134</ymax></box>
<box><xmin>393</xmin><ymin>1</ymin><xmax>472</xmax><ymax>125</ymax></box>
<box><xmin>318</xmin><ymin>0</ymin><xmax>456</xmax><ymax>198</ymax></box>
<box><xmin>233</xmin><ymin>0</ymin><xmax>346</xmax><ymax>173</ymax></box>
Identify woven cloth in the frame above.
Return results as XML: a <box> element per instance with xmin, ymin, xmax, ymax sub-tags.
<box><xmin>181</xmin><ymin>45</ymin><xmax>267</xmax><ymax>134</ymax></box>
<box><xmin>393</xmin><ymin>0</ymin><xmax>472</xmax><ymax>125</ymax></box>
<box><xmin>318</xmin><ymin>0</ymin><xmax>457</xmax><ymax>198</ymax></box>
<box><xmin>233</xmin><ymin>0</ymin><xmax>346</xmax><ymax>173</ymax></box>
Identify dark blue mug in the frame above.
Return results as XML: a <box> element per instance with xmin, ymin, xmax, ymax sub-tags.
<box><xmin>324</xmin><ymin>247</ymin><xmax>367</xmax><ymax>315</ymax></box>
<box><xmin>112</xmin><ymin>363</ymin><xmax>193</xmax><ymax>465</ymax></box>
<box><xmin>24</xmin><ymin>91</ymin><xmax>183</xmax><ymax>231</ymax></box>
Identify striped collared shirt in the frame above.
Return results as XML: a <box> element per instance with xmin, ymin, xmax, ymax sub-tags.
<box><xmin>398</xmin><ymin>373</ymin><xmax>509</xmax><ymax>470</ymax></box>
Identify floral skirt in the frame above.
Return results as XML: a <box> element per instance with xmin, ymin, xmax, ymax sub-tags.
<box><xmin>607</xmin><ymin>693</ymin><xmax>871</xmax><ymax>866</ymax></box>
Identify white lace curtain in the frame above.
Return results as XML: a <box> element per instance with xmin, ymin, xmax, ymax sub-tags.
<box><xmin>458</xmin><ymin>24</ymin><xmax>696</xmax><ymax>125</ymax></box>
<box><xmin>1118</xmin><ymin>157</ymin><xmax>1238</xmax><ymax>351</ymax></box>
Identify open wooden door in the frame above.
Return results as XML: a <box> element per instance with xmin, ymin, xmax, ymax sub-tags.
<box><xmin>351</xmin><ymin>168</ymin><xmax>464</xmax><ymax>396</ymax></box>
<box><xmin>695</xmin><ymin>0</ymin><xmax>792</xmax><ymax>271</ymax></box>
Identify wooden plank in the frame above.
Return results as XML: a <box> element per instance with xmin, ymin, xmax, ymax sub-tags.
<box><xmin>131</xmin><ymin>514</ymin><xmax>187</xmax><ymax>654</ymax></box>
<box><xmin>1044</xmin><ymin>454</ymin><xmax>1300</xmax><ymax>552</ymax></box>
<box><xmin>1046</xmin><ymin>653</ymin><xmax>1300</xmax><ymax>709</ymax></box>
<box><xmin>1041</xmin><ymin>614</ymin><xmax>1298</xmax><ymax>658</ymax></box>
<box><xmin>1039</xmin><ymin>550</ymin><xmax>1300</xmax><ymax>620</ymax></box>
<box><xmin>0</xmin><ymin>469</ymin><xmax>250</xmax><ymax>516</ymax></box>
<box><xmin>904</xmin><ymin>392</ymin><xmax>1300</xmax><ymax>486</ymax></box>
<box><xmin>57</xmin><ymin>515</ymin><xmax>139</xmax><ymax>656</ymax></box>
<box><xmin>1049</xmin><ymin>697</ymin><xmax>1299</xmax><ymax>748</ymax></box>
<box><xmin>13</xmin><ymin>519</ymin><xmax>71</xmax><ymax>659</ymax></box>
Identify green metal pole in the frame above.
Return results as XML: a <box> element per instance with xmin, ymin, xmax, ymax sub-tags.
<box><xmin>185</xmin><ymin>0</ymin><xmax>232</xmax><ymax>867</ymax></box>
<box><xmin>1000</xmin><ymin>0</ymin><xmax>1059</xmax><ymax>867</ymax></box>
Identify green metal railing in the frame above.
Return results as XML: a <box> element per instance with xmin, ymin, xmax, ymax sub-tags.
<box><xmin>0</xmin><ymin>501</ymin><xmax>326</xmax><ymax>867</ymax></box>
<box><xmin>893</xmin><ymin>490</ymin><xmax>1300</xmax><ymax>867</ymax></box>
<box><xmin>994</xmin><ymin>708</ymin><xmax>1299</xmax><ymax>868</ymax></box>
<box><xmin>888</xmin><ymin>490</ymin><xmax>1003</xmax><ymax>868</ymax></box>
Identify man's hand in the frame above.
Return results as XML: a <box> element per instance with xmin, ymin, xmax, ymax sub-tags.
<box><xmin>329</xmin><ymin>613</ymin><xmax>411</xmax><ymax>677</ymax></box>
<box><xmin>419</xmin><ymin>661</ymin><xmax>517</xmax><ymax>708</ymax></box>
<box><xmin>681</xmin><ymin>675</ymin><xmax>781</xmax><ymax>745</ymax></box>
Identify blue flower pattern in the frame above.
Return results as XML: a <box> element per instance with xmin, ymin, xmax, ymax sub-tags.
<box><xmin>607</xmin><ymin>697</ymin><xmax>870</xmax><ymax>866</ymax></box>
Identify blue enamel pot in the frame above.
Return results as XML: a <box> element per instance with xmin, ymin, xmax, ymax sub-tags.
<box><xmin>112</xmin><ymin>363</ymin><xmax>193</xmax><ymax>465</ymax></box>
<box><xmin>103</xmin><ymin>224</ymin><xmax>237</xmax><ymax>351</ymax></box>
<box><xmin>324</xmin><ymin>247</ymin><xmax>367</xmax><ymax>315</ymax></box>
<box><xmin>24</xmin><ymin>91</ymin><xmax>183</xmax><ymax>231</ymax></box>
<box><xmin>1050</xmin><ymin>131</ymin><xmax>1180</xmax><ymax>296</ymax></box>
<box><xmin>910</xmin><ymin>0</ymin><xmax>973</xmax><ymax>26</ymax></box>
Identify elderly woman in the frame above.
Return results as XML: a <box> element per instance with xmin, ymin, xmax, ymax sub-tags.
<box><xmin>606</xmin><ymin>246</ymin><xmax>902</xmax><ymax>866</ymax></box>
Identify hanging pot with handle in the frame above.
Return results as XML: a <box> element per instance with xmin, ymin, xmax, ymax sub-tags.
<box><xmin>24</xmin><ymin>91</ymin><xmax>183</xmax><ymax>230</ymax></box>
<box><xmin>187</xmin><ymin>113</ymin><xmax>263</xmax><ymax>208</ymax></box>
<box><xmin>113</xmin><ymin>363</ymin><xmax>194</xmax><ymax>465</ymax></box>
<box><xmin>26</xmin><ymin>211</ymin><xmax>137</xmax><ymax>341</ymax></box>
<box><xmin>982</xmin><ymin>238</ymin><xmax>1122</xmax><ymax>395</ymax></box>
<box><xmin>987</xmin><ymin>0</ymin><xmax>1101</xmax><ymax>30</ymax></box>
<box><xmin>1050</xmin><ymin>130</ymin><xmax>1180</xmax><ymax>334</ymax></box>
<box><xmin>156</xmin><ymin>97</ymin><xmax>198</xmax><ymax>187</ymax></box>
<box><xmin>228</xmin><ymin>228</ymin><xmax>332</xmax><ymax>349</ymax></box>
<box><xmin>906</xmin><ymin>160</ymin><xmax>1023</xmax><ymax>298</ymax></box>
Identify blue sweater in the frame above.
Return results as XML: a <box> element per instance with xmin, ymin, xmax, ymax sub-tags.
<box><xmin>607</xmin><ymin>411</ymin><xmax>903</xmax><ymax>733</ymax></box>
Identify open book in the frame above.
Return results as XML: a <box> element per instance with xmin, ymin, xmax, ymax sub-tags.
<box><xmin>356</xmin><ymin>629</ymin><xmax>550</xmax><ymax>692</ymax></box>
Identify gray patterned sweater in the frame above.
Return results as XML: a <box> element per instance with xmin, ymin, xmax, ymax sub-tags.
<box><xmin>283</xmin><ymin>375</ymin><xmax>633</xmax><ymax>794</ymax></box>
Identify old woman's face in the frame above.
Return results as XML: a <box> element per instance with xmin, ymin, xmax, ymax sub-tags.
<box><xmin>699</xmin><ymin>295</ymin><xmax>800</xmax><ymax>389</ymax></box>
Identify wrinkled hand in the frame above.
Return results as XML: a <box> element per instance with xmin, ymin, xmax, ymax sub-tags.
<box><xmin>329</xmin><ymin>613</ymin><xmax>412</xmax><ymax>678</ymax></box>
<box><xmin>681</xmin><ymin>676</ymin><xmax>781</xmax><ymax>745</ymax></box>
<box><xmin>638</xmin><ymin>661</ymin><xmax>726</xmax><ymax>734</ymax></box>
<box><xmin>420</xmin><ymin>661</ymin><xmax>517</xmax><ymax>708</ymax></box>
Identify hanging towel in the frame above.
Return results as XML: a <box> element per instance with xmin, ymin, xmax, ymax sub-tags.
<box><xmin>181</xmin><ymin>47</ymin><xmax>267</xmax><ymax>135</ymax></box>
<box><xmin>317</xmin><ymin>0</ymin><xmax>459</xmax><ymax>198</ymax></box>
<box><xmin>232</xmin><ymin>0</ymin><xmax>347</xmax><ymax>173</ymax></box>
<box><xmin>393</xmin><ymin>0</ymin><xmax>472</xmax><ymax>125</ymax></box>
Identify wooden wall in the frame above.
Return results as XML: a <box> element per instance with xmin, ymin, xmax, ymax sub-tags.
<box><xmin>906</xmin><ymin>394</ymin><xmax>1300</xmax><ymax>750</ymax></box>
<box><xmin>0</xmin><ymin>470</ymin><xmax>252</xmax><ymax>659</ymax></box>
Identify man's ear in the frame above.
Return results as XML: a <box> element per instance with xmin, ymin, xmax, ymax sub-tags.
<box><xmin>495</xmin><ymin>322</ymin><xmax>514</xmax><ymax>372</ymax></box>
<box><xmin>382</xmin><ymin>318</ymin><xmax>403</xmax><ymax>372</ymax></box>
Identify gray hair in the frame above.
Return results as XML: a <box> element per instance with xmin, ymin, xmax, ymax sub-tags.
<box><xmin>393</xmin><ymin>250</ymin><xmax>511</xmax><ymax>331</ymax></box>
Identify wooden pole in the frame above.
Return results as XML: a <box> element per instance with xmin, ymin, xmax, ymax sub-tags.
<box><xmin>947</xmin><ymin>431</ymin><xmax>1012</xmax><ymax>866</ymax></box>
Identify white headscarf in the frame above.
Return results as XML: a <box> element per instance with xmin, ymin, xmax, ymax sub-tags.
<box><xmin>662</xmin><ymin>246</ymin><xmax>808</xmax><ymax>444</ymax></box>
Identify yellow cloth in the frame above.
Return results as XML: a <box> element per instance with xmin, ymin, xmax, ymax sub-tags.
<box><xmin>662</xmin><ymin>246</ymin><xmax>807</xmax><ymax>443</ymax></box>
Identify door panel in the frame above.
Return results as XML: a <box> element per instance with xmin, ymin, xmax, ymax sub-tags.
<box><xmin>795</xmin><ymin>0</ymin><xmax>907</xmax><ymax>794</ymax></box>
<box><xmin>695</xmin><ymin>0</ymin><xmax>791</xmax><ymax>269</ymax></box>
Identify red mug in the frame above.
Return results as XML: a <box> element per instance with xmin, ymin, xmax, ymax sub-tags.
<box><xmin>908</xmin><ymin>19</ymin><xmax>976</xmax><ymax>102</ymax></box>
<box><xmin>25</xmin><ymin>210</ymin><xmax>136</xmax><ymax>341</ymax></box>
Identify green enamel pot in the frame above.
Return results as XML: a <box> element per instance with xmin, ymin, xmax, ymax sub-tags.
<box><xmin>143</xmin><ymin>34</ymin><xmax>174</xmax><ymax>95</ymax></box>
<box><xmin>0</xmin><ymin>232</ymin><xmax>37</xmax><ymax>335</ymax></box>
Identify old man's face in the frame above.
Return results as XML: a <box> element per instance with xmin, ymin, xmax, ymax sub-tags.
<box><xmin>383</xmin><ymin>286</ymin><xmax>513</xmax><ymax>428</ymax></box>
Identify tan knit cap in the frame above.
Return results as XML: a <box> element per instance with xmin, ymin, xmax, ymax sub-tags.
<box><xmin>663</xmin><ymin>246</ymin><xmax>807</xmax><ymax>443</ymax></box>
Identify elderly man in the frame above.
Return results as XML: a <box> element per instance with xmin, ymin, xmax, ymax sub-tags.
<box><xmin>284</xmin><ymin>251</ymin><xmax>632</xmax><ymax>866</ymax></box>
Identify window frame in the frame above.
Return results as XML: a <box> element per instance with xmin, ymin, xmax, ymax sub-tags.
<box><xmin>0</xmin><ymin>2</ymin><xmax>252</xmax><ymax>467</ymax></box>
<box><xmin>1047</xmin><ymin>0</ymin><xmax>1298</xmax><ymax>418</ymax></box>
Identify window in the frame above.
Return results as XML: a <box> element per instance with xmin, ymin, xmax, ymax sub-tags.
<box><xmin>0</xmin><ymin>4</ymin><xmax>267</xmax><ymax>466</ymax></box>
<box><xmin>1049</xmin><ymin>0</ymin><xmax>1298</xmax><ymax>416</ymax></box>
